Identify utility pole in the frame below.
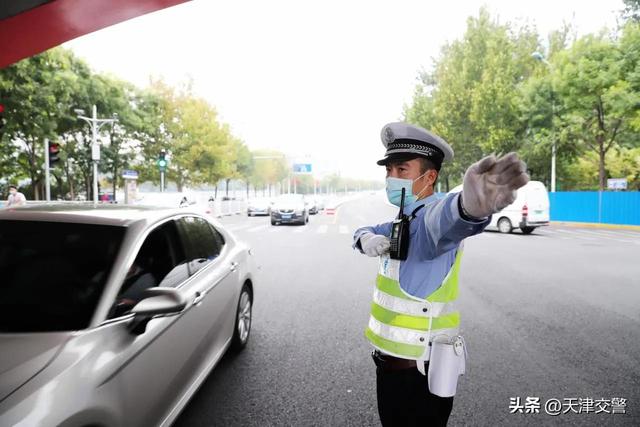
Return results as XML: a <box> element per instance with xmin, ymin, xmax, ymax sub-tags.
<box><xmin>532</xmin><ymin>51</ymin><xmax>556</xmax><ymax>192</ymax></box>
<box><xmin>75</xmin><ymin>105</ymin><xmax>117</xmax><ymax>203</ymax></box>
<box><xmin>44</xmin><ymin>139</ymin><xmax>50</xmax><ymax>201</ymax></box>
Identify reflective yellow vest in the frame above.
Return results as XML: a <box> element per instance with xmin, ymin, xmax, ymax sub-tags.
<box><xmin>364</xmin><ymin>247</ymin><xmax>463</xmax><ymax>360</ymax></box>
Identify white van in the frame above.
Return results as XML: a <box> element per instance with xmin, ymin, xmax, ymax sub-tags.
<box><xmin>449</xmin><ymin>180</ymin><xmax>550</xmax><ymax>234</ymax></box>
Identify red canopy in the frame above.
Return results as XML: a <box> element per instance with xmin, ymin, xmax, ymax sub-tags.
<box><xmin>0</xmin><ymin>0</ymin><xmax>191</xmax><ymax>69</ymax></box>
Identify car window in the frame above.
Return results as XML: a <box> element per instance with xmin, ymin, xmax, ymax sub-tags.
<box><xmin>177</xmin><ymin>216</ymin><xmax>225</xmax><ymax>276</ymax></box>
<box><xmin>109</xmin><ymin>219</ymin><xmax>189</xmax><ymax>318</ymax></box>
<box><xmin>0</xmin><ymin>220</ymin><xmax>125</xmax><ymax>332</ymax></box>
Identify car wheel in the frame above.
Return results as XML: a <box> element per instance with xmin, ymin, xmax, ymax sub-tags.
<box><xmin>521</xmin><ymin>226</ymin><xmax>535</xmax><ymax>235</ymax></box>
<box><xmin>231</xmin><ymin>284</ymin><xmax>252</xmax><ymax>352</ymax></box>
<box><xmin>498</xmin><ymin>217</ymin><xmax>512</xmax><ymax>234</ymax></box>
<box><xmin>271</xmin><ymin>219</ymin><xmax>277</xmax><ymax>225</ymax></box>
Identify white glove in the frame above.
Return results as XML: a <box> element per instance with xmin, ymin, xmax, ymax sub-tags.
<box><xmin>461</xmin><ymin>152</ymin><xmax>530</xmax><ymax>219</ymax></box>
<box><xmin>359</xmin><ymin>232</ymin><xmax>390</xmax><ymax>257</ymax></box>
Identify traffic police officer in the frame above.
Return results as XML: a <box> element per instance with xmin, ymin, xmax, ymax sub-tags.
<box><xmin>353</xmin><ymin>122</ymin><xmax>529</xmax><ymax>426</ymax></box>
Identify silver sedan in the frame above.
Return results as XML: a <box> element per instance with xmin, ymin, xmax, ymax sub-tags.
<box><xmin>0</xmin><ymin>204</ymin><xmax>255</xmax><ymax>427</ymax></box>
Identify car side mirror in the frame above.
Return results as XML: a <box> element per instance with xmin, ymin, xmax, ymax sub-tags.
<box><xmin>129</xmin><ymin>288</ymin><xmax>186</xmax><ymax>335</ymax></box>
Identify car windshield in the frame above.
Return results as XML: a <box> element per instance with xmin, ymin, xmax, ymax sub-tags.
<box><xmin>0</xmin><ymin>220</ymin><xmax>125</xmax><ymax>333</ymax></box>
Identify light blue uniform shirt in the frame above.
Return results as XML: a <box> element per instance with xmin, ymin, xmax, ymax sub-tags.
<box><xmin>353</xmin><ymin>193</ymin><xmax>490</xmax><ymax>299</ymax></box>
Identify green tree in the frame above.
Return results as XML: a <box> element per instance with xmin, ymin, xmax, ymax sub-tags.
<box><xmin>140</xmin><ymin>80</ymin><xmax>236</xmax><ymax>192</ymax></box>
<box><xmin>623</xmin><ymin>0</ymin><xmax>640</xmax><ymax>22</ymax></box>
<box><xmin>0</xmin><ymin>48</ymin><xmax>83</xmax><ymax>198</ymax></box>
<box><xmin>551</xmin><ymin>29</ymin><xmax>640</xmax><ymax>190</ymax></box>
<box><xmin>250</xmin><ymin>149</ymin><xmax>288</xmax><ymax>196</ymax></box>
<box><xmin>404</xmin><ymin>8</ymin><xmax>541</xmax><ymax>190</ymax></box>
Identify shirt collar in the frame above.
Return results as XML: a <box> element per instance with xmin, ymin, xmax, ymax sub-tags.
<box><xmin>403</xmin><ymin>193</ymin><xmax>438</xmax><ymax>215</ymax></box>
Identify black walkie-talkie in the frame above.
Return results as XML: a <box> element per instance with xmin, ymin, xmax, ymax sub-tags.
<box><xmin>389</xmin><ymin>188</ymin><xmax>410</xmax><ymax>260</ymax></box>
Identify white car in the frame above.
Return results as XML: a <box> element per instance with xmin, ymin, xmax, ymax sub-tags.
<box><xmin>449</xmin><ymin>180</ymin><xmax>550</xmax><ymax>234</ymax></box>
<box><xmin>247</xmin><ymin>198</ymin><xmax>272</xmax><ymax>216</ymax></box>
<box><xmin>0</xmin><ymin>204</ymin><xmax>255</xmax><ymax>427</ymax></box>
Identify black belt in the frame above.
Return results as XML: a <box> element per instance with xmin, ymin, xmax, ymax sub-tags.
<box><xmin>372</xmin><ymin>350</ymin><xmax>427</xmax><ymax>371</ymax></box>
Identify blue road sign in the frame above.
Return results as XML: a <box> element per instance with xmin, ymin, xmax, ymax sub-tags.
<box><xmin>293</xmin><ymin>163</ymin><xmax>312</xmax><ymax>174</ymax></box>
<box><xmin>122</xmin><ymin>169</ymin><xmax>139</xmax><ymax>180</ymax></box>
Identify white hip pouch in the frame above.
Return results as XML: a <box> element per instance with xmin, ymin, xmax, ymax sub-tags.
<box><xmin>427</xmin><ymin>335</ymin><xmax>467</xmax><ymax>397</ymax></box>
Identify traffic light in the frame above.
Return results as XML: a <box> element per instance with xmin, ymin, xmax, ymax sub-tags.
<box><xmin>157</xmin><ymin>150</ymin><xmax>167</xmax><ymax>171</ymax></box>
<box><xmin>48</xmin><ymin>141</ymin><xmax>61</xmax><ymax>168</ymax></box>
<box><xmin>0</xmin><ymin>104</ymin><xmax>5</xmax><ymax>131</ymax></box>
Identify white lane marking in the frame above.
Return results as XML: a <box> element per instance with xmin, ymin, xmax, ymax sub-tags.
<box><xmin>565</xmin><ymin>229</ymin><xmax>638</xmax><ymax>243</ymax></box>
<box><xmin>339</xmin><ymin>225</ymin><xmax>349</xmax><ymax>234</ymax></box>
<box><xmin>553</xmin><ymin>229</ymin><xmax>598</xmax><ymax>240</ymax></box>
<box><xmin>317</xmin><ymin>225</ymin><xmax>328</xmax><ymax>234</ymax></box>
<box><xmin>585</xmin><ymin>229</ymin><xmax>640</xmax><ymax>239</ymax></box>
<box><xmin>552</xmin><ymin>227</ymin><xmax>640</xmax><ymax>239</ymax></box>
<box><xmin>268</xmin><ymin>226</ymin><xmax>284</xmax><ymax>232</ymax></box>
<box><xmin>598</xmin><ymin>230</ymin><xmax>640</xmax><ymax>241</ymax></box>
<box><xmin>247</xmin><ymin>224</ymin><xmax>269</xmax><ymax>233</ymax></box>
<box><xmin>294</xmin><ymin>225</ymin><xmax>307</xmax><ymax>233</ymax></box>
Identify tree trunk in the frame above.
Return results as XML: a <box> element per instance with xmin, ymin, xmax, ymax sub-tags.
<box><xmin>53</xmin><ymin>173</ymin><xmax>63</xmax><ymax>199</ymax></box>
<box><xmin>29</xmin><ymin>169</ymin><xmax>38</xmax><ymax>200</ymax></box>
<box><xmin>65</xmin><ymin>160</ymin><xmax>75</xmax><ymax>200</ymax></box>
<box><xmin>225</xmin><ymin>179</ymin><xmax>230</xmax><ymax>196</ymax></box>
<box><xmin>84</xmin><ymin>172</ymin><xmax>91</xmax><ymax>201</ymax></box>
<box><xmin>112</xmin><ymin>166</ymin><xmax>118</xmax><ymax>201</ymax></box>
<box><xmin>598</xmin><ymin>134</ymin><xmax>606</xmax><ymax>191</ymax></box>
<box><xmin>214</xmin><ymin>185</ymin><xmax>218</xmax><ymax>199</ymax></box>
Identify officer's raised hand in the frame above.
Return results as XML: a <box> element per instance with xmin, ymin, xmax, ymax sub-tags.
<box><xmin>461</xmin><ymin>152</ymin><xmax>529</xmax><ymax>219</ymax></box>
<box><xmin>360</xmin><ymin>233</ymin><xmax>391</xmax><ymax>257</ymax></box>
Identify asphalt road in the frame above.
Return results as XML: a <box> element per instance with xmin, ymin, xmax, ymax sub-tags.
<box><xmin>175</xmin><ymin>193</ymin><xmax>640</xmax><ymax>427</ymax></box>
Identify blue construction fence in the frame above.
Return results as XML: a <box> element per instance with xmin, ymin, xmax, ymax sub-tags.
<box><xmin>550</xmin><ymin>192</ymin><xmax>640</xmax><ymax>226</ymax></box>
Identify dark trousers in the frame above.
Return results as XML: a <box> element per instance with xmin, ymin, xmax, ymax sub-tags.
<box><xmin>375</xmin><ymin>360</ymin><xmax>454</xmax><ymax>427</ymax></box>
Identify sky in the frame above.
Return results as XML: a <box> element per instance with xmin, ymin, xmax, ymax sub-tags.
<box><xmin>64</xmin><ymin>0</ymin><xmax>625</xmax><ymax>181</ymax></box>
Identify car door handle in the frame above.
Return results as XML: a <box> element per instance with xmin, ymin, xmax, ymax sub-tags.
<box><xmin>193</xmin><ymin>291</ymin><xmax>205</xmax><ymax>305</ymax></box>
<box><xmin>230</xmin><ymin>261</ymin><xmax>239</xmax><ymax>272</ymax></box>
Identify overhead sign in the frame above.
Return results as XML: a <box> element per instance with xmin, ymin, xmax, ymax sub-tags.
<box><xmin>607</xmin><ymin>178</ymin><xmax>627</xmax><ymax>190</ymax></box>
<box><xmin>122</xmin><ymin>169</ymin><xmax>139</xmax><ymax>180</ymax></box>
<box><xmin>293</xmin><ymin>163</ymin><xmax>312</xmax><ymax>174</ymax></box>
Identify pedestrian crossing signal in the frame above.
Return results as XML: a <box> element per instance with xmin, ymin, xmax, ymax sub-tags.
<box><xmin>49</xmin><ymin>142</ymin><xmax>60</xmax><ymax>167</ymax></box>
<box><xmin>157</xmin><ymin>150</ymin><xmax>168</xmax><ymax>171</ymax></box>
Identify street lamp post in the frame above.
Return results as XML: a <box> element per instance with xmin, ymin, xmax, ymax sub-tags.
<box><xmin>532</xmin><ymin>51</ymin><xmax>556</xmax><ymax>192</ymax></box>
<box><xmin>75</xmin><ymin>105</ymin><xmax>117</xmax><ymax>203</ymax></box>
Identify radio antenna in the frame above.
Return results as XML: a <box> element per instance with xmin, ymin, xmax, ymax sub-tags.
<box><xmin>397</xmin><ymin>188</ymin><xmax>405</xmax><ymax>219</ymax></box>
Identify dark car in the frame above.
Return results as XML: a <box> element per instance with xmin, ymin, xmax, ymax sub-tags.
<box><xmin>270</xmin><ymin>194</ymin><xmax>309</xmax><ymax>225</ymax></box>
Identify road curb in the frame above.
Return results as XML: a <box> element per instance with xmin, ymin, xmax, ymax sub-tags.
<box><xmin>551</xmin><ymin>221</ymin><xmax>640</xmax><ymax>231</ymax></box>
